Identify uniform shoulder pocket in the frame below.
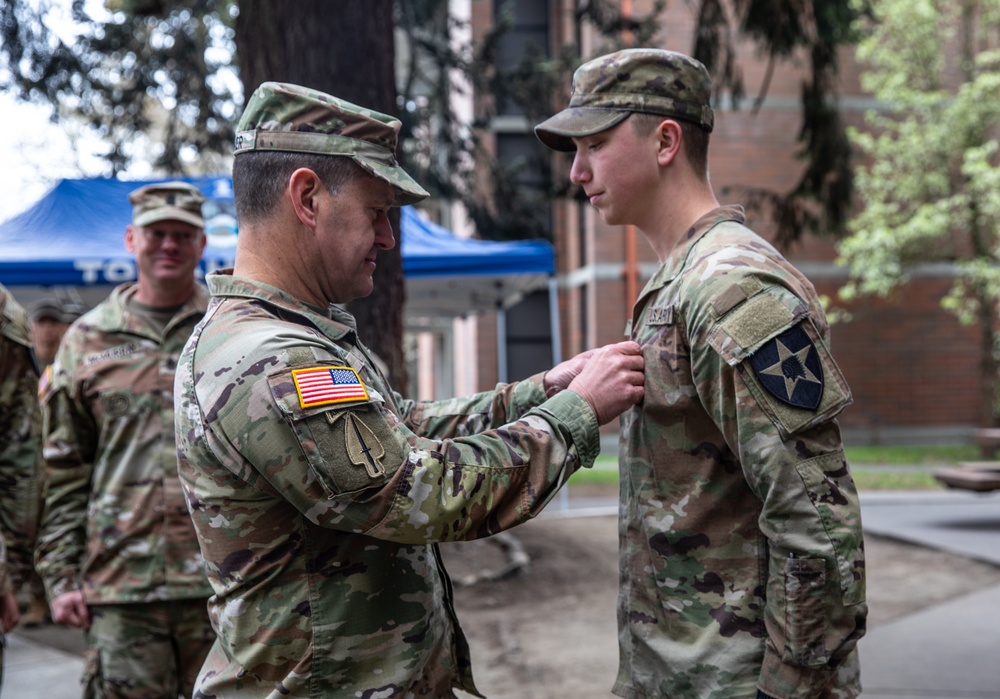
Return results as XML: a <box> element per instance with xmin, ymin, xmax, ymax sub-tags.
<box><xmin>268</xmin><ymin>364</ymin><xmax>409</xmax><ymax>496</ymax></box>
<box><xmin>740</xmin><ymin>318</ymin><xmax>852</xmax><ymax>438</ymax></box>
<box><xmin>704</xmin><ymin>282</ymin><xmax>851</xmax><ymax>438</ymax></box>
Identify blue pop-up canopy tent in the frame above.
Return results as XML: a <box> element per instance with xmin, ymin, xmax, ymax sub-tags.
<box><xmin>0</xmin><ymin>177</ymin><xmax>239</xmax><ymax>286</ymax></box>
<box><xmin>1</xmin><ymin>176</ymin><xmax>562</xmax><ymax>406</ymax></box>
<box><xmin>399</xmin><ymin>205</ymin><xmax>554</xmax><ymax>317</ymax></box>
<box><xmin>0</xmin><ymin>177</ymin><xmax>556</xmax><ymax>326</ymax></box>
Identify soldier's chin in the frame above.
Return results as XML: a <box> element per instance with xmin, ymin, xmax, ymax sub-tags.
<box><xmin>353</xmin><ymin>278</ymin><xmax>376</xmax><ymax>301</ymax></box>
<box><xmin>599</xmin><ymin>208</ymin><xmax>621</xmax><ymax>226</ymax></box>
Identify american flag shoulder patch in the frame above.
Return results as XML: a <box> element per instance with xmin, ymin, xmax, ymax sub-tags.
<box><xmin>292</xmin><ymin>365</ymin><xmax>369</xmax><ymax>409</ymax></box>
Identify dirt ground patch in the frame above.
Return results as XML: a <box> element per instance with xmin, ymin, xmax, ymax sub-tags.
<box><xmin>15</xmin><ymin>485</ymin><xmax>1000</xmax><ymax>698</ymax></box>
<box><xmin>442</xmin><ymin>485</ymin><xmax>1000</xmax><ymax>699</ymax></box>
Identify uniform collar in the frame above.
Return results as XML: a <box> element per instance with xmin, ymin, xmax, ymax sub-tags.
<box><xmin>206</xmin><ymin>269</ymin><xmax>358</xmax><ymax>341</ymax></box>
<box><xmin>638</xmin><ymin>205</ymin><xmax>746</xmax><ymax>298</ymax></box>
<box><xmin>104</xmin><ymin>281</ymin><xmax>209</xmax><ymax>336</ymax></box>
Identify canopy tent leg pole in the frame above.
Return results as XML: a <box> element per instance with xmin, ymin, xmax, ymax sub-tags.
<box><xmin>496</xmin><ymin>304</ymin><xmax>507</xmax><ymax>384</ymax></box>
<box><xmin>549</xmin><ymin>276</ymin><xmax>571</xmax><ymax>513</ymax></box>
<box><xmin>549</xmin><ymin>277</ymin><xmax>562</xmax><ymax>368</ymax></box>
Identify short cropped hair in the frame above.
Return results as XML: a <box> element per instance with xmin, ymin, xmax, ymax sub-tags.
<box><xmin>232</xmin><ymin>151</ymin><xmax>366</xmax><ymax>224</ymax></box>
<box><xmin>629</xmin><ymin>112</ymin><xmax>710</xmax><ymax>179</ymax></box>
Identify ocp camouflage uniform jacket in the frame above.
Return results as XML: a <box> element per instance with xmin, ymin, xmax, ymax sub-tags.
<box><xmin>615</xmin><ymin>206</ymin><xmax>866</xmax><ymax>699</ymax></box>
<box><xmin>174</xmin><ymin>271</ymin><xmax>601</xmax><ymax>698</ymax></box>
<box><xmin>0</xmin><ymin>284</ymin><xmax>41</xmax><ymax>596</ymax></box>
<box><xmin>36</xmin><ymin>283</ymin><xmax>213</xmax><ymax>604</ymax></box>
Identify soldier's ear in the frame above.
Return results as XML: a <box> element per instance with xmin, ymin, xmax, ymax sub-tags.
<box><xmin>655</xmin><ymin>120</ymin><xmax>683</xmax><ymax>167</ymax></box>
<box><xmin>288</xmin><ymin>168</ymin><xmax>323</xmax><ymax>230</ymax></box>
<box><xmin>125</xmin><ymin>224</ymin><xmax>138</xmax><ymax>253</ymax></box>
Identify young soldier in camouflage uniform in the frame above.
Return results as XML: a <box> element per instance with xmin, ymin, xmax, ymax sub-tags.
<box><xmin>174</xmin><ymin>81</ymin><xmax>645</xmax><ymax>698</ymax></box>
<box><xmin>536</xmin><ymin>49</ymin><xmax>867</xmax><ymax>699</ymax></box>
<box><xmin>36</xmin><ymin>183</ymin><xmax>215</xmax><ymax>698</ymax></box>
<box><xmin>0</xmin><ymin>283</ymin><xmax>41</xmax><ymax>687</ymax></box>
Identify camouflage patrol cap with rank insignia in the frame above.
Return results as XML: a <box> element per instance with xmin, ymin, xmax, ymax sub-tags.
<box><xmin>535</xmin><ymin>48</ymin><xmax>714</xmax><ymax>152</ymax></box>
<box><xmin>128</xmin><ymin>181</ymin><xmax>206</xmax><ymax>228</ymax></box>
<box><xmin>234</xmin><ymin>81</ymin><xmax>429</xmax><ymax>206</ymax></box>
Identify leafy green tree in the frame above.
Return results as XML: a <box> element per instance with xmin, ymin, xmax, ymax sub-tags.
<box><xmin>0</xmin><ymin>0</ymin><xmax>237</xmax><ymax>175</ymax></box>
<box><xmin>2</xmin><ymin>0</ymin><xmax>413</xmax><ymax>382</ymax></box>
<box><xmin>837</xmin><ymin>0</ymin><xmax>1000</xmax><ymax>423</ymax></box>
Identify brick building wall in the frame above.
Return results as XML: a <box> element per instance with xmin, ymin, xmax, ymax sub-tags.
<box><xmin>817</xmin><ymin>274</ymin><xmax>985</xmax><ymax>441</ymax></box>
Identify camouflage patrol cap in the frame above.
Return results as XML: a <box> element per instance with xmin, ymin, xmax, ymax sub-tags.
<box><xmin>535</xmin><ymin>48</ymin><xmax>714</xmax><ymax>152</ymax></box>
<box><xmin>29</xmin><ymin>299</ymin><xmax>70</xmax><ymax>323</ymax></box>
<box><xmin>234</xmin><ymin>81</ymin><xmax>429</xmax><ymax>206</ymax></box>
<box><xmin>128</xmin><ymin>181</ymin><xmax>206</xmax><ymax>228</ymax></box>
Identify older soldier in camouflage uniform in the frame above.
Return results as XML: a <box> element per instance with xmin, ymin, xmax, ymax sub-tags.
<box><xmin>0</xmin><ymin>283</ymin><xmax>41</xmax><ymax>687</ymax></box>
<box><xmin>36</xmin><ymin>183</ymin><xmax>215</xmax><ymax>698</ymax></box>
<box><xmin>536</xmin><ymin>49</ymin><xmax>867</xmax><ymax>699</ymax></box>
<box><xmin>174</xmin><ymin>81</ymin><xmax>645</xmax><ymax>698</ymax></box>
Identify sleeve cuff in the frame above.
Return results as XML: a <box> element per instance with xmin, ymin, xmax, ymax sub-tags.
<box><xmin>43</xmin><ymin>574</ymin><xmax>81</xmax><ymax>602</ymax></box>
<box><xmin>536</xmin><ymin>389</ymin><xmax>601</xmax><ymax>468</ymax></box>
<box><xmin>511</xmin><ymin>372</ymin><xmax>548</xmax><ymax>416</ymax></box>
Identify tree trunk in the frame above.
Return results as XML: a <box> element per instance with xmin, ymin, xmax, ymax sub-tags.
<box><xmin>235</xmin><ymin>0</ymin><xmax>409</xmax><ymax>389</ymax></box>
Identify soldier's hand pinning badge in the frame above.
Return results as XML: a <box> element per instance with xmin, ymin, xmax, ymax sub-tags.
<box><xmin>749</xmin><ymin>324</ymin><xmax>824</xmax><ymax>410</ymax></box>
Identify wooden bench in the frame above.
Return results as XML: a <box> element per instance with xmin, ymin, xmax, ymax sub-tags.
<box><xmin>972</xmin><ymin>428</ymin><xmax>1000</xmax><ymax>458</ymax></box>
<box><xmin>933</xmin><ymin>461</ymin><xmax>1000</xmax><ymax>492</ymax></box>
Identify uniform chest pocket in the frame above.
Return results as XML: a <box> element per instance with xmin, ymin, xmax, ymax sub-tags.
<box><xmin>636</xmin><ymin>316</ymin><xmax>698</xmax><ymax>404</ymax></box>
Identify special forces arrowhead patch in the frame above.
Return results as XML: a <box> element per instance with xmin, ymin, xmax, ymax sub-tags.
<box><xmin>326</xmin><ymin>411</ymin><xmax>386</xmax><ymax>479</ymax></box>
<box><xmin>749</xmin><ymin>324</ymin><xmax>824</xmax><ymax>410</ymax></box>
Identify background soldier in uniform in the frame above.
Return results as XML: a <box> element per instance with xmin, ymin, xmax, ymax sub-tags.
<box><xmin>36</xmin><ymin>183</ymin><xmax>215</xmax><ymax>698</ymax></box>
<box><xmin>174</xmin><ymin>81</ymin><xmax>645</xmax><ymax>698</ymax></box>
<box><xmin>0</xmin><ymin>282</ymin><xmax>41</xmax><ymax>688</ymax></box>
<box><xmin>535</xmin><ymin>49</ymin><xmax>867</xmax><ymax>699</ymax></box>
<box><xmin>30</xmin><ymin>298</ymin><xmax>80</xmax><ymax>371</ymax></box>
<box><xmin>20</xmin><ymin>297</ymin><xmax>82</xmax><ymax>627</ymax></box>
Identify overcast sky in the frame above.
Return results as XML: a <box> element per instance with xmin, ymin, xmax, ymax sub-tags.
<box><xmin>0</xmin><ymin>1</ymin><xmax>156</xmax><ymax>223</ymax></box>
<box><xmin>0</xmin><ymin>92</ymin><xmax>132</xmax><ymax>222</ymax></box>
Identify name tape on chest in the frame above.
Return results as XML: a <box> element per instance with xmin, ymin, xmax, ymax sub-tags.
<box><xmin>292</xmin><ymin>365</ymin><xmax>369</xmax><ymax>409</ymax></box>
<box><xmin>647</xmin><ymin>305</ymin><xmax>674</xmax><ymax>326</ymax></box>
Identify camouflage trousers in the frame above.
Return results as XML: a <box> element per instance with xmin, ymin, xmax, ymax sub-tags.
<box><xmin>82</xmin><ymin>598</ymin><xmax>214</xmax><ymax>699</ymax></box>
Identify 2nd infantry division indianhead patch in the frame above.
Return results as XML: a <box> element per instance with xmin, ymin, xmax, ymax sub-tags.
<box><xmin>749</xmin><ymin>323</ymin><xmax>824</xmax><ymax>410</ymax></box>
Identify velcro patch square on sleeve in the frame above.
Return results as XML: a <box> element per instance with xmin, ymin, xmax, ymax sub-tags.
<box><xmin>292</xmin><ymin>366</ymin><xmax>369</xmax><ymax>409</ymax></box>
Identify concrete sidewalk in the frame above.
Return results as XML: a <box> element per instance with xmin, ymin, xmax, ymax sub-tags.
<box><xmin>3</xmin><ymin>629</ymin><xmax>83</xmax><ymax>698</ymax></box>
<box><xmin>858</xmin><ymin>490</ymin><xmax>1000</xmax><ymax>698</ymax></box>
<box><xmin>3</xmin><ymin>489</ymin><xmax>999</xmax><ymax>698</ymax></box>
